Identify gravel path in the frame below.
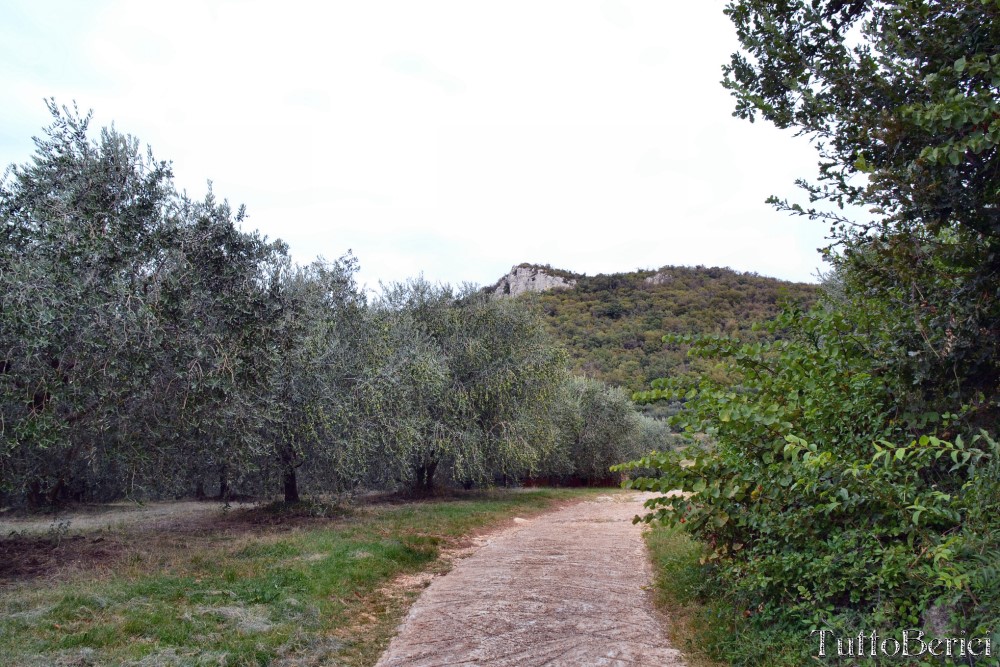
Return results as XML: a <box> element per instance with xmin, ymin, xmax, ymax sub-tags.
<box><xmin>375</xmin><ymin>492</ymin><xmax>685</xmax><ymax>667</ymax></box>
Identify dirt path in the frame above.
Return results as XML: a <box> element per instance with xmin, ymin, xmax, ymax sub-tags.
<box><xmin>375</xmin><ymin>492</ymin><xmax>685</xmax><ymax>667</ymax></box>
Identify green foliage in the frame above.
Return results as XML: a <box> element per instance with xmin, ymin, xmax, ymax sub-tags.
<box><xmin>516</xmin><ymin>265</ymin><xmax>816</xmax><ymax>393</ymax></box>
<box><xmin>0</xmin><ymin>101</ymin><xmax>818</xmax><ymax>507</ymax></box>
<box><xmin>621</xmin><ymin>5</ymin><xmax>1000</xmax><ymax>661</ymax></box>
<box><xmin>724</xmin><ymin>0</ymin><xmax>1000</xmax><ymax>417</ymax></box>
<box><xmin>0</xmin><ymin>102</ymin><xmax>289</xmax><ymax>505</ymax></box>
<box><xmin>1</xmin><ymin>104</ymin><xmax>612</xmax><ymax>506</ymax></box>
<box><xmin>537</xmin><ymin>376</ymin><xmax>678</xmax><ymax>483</ymax></box>
<box><xmin>367</xmin><ymin>279</ymin><xmax>567</xmax><ymax>493</ymax></box>
<box><xmin>259</xmin><ymin>255</ymin><xmax>367</xmax><ymax>502</ymax></box>
<box><xmin>619</xmin><ymin>308</ymin><xmax>1000</xmax><ymax>663</ymax></box>
<box><xmin>643</xmin><ymin>524</ymin><xmax>736</xmax><ymax>667</ymax></box>
<box><xmin>150</xmin><ymin>190</ymin><xmax>288</xmax><ymax>500</ymax></box>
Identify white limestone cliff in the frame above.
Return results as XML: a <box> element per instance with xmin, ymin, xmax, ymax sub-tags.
<box><xmin>491</xmin><ymin>265</ymin><xmax>577</xmax><ymax>297</ymax></box>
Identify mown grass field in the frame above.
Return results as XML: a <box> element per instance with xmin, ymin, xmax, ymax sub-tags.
<box><xmin>0</xmin><ymin>489</ymin><xmax>605</xmax><ymax>666</ymax></box>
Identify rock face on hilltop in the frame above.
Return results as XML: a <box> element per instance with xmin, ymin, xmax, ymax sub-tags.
<box><xmin>643</xmin><ymin>270</ymin><xmax>674</xmax><ymax>286</ymax></box>
<box><xmin>489</xmin><ymin>264</ymin><xmax>578</xmax><ymax>297</ymax></box>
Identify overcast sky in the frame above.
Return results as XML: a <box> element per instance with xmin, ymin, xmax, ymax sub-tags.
<box><xmin>1</xmin><ymin>1</ymin><xmax>834</xmax><ymax>292</ymax></box>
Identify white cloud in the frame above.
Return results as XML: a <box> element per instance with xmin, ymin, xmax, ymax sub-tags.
<box><xmin>0</xmin><ymin>0</ymin><xmax>835</xmax><ymax>290</ymax></box>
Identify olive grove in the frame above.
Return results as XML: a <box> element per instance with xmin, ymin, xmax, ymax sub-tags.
<box><xmin>0</xmin><ymin>103</ymin><xmax>663</xmax><ymax>505</ymax></box>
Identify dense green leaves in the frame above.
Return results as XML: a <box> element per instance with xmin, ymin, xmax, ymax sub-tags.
<box><xmin>724</xmin><ymin>0</ymin><xmax>1000</xmax><ymax>416</ymax></box>
<box><xmin>619</xmin><ymin>309</ymin><xmax>999</xmax><ymax>663</ymax></box>
<box><xmin>628</xmin><ymin>6</ymin><xmax>1000</xmax><ymax>659</ymax></box>
<box><xmin>538</xmin><ymin>376</ymin><xmax>676</xmax><ymax>484</ymax></box>
<box><xmin>365</xmin><ymin>280</ymin><xmax>568</xmax><ymax>493</ymax></box>
<box><xmin>0</xmin><ymin>103</ymin><xmax>288</xmax><ymax>503</ymax></box>
<box><xmin>258</xmin><ymin>255</ymin><xmax>366</xmax><ymax>501</ymax></box>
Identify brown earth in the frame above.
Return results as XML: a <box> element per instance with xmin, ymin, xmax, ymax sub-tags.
<box><xmin>0</xmin><ymin>500</ymin><xmax>334</xmax><ymax>582</ymax></box>
<box><xmin>375</xmin><ymin>492</ymin><xmax>685</xmax><ymax>667</ymax></box>
<box><xmin>0</xmin><ymin>500</ymin><xmax>256</xmax><ymax>536</ymax></box>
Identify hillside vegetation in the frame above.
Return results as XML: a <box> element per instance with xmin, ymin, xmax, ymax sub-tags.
<box><xmin>493</xmin><ymin>263</ymin><xmax>818</xmax><ymax>393</ymax></box>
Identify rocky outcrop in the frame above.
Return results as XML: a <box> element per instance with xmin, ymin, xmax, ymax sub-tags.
<box><xmin>490</xmin><ymin>265</ymin><xmax>577</xmax><ymax>298</ymax></box>
<box><xmin>643</xmin><ymin>270</ymin><xmax>673</xmax><ymax>286</ymax></box>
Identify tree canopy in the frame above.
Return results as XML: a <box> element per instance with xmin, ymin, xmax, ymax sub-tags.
<box><xmin>724</xmin><ymin>0</ymin><xmax>1000</xmax><ymax>413</ymax></box>
<box><xmin>0</xmin><ymin>103</ymin><xmax>666</xmax><ymax>505</ymax></box>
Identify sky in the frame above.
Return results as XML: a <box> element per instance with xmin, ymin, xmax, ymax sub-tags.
<box><xmin>1</xmin><ymin>1</ymin><xmax>835</xmax><ymax>292</ymax></box>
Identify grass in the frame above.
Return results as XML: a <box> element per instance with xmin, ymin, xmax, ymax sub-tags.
<box><xmin>644</xmin><ymin>523</ymin><xmax>730</xmax><ymax>667</ymax></box>
<box><xmin>0</xmin><ymin>488</ymin><xmax>606</xmax><ymax>666</ymax></box>
<box><xmin>646</xmin><ymin>524</ymin><xmax>814</xmax><ymax>667</ymax></box>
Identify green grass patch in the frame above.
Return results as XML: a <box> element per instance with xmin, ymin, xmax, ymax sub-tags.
<box><xmin>0</xmin><ymin>488</ymin><xmax>602</xmax><ymax>666</ymax></box>
<box><xmin>645</xmin><ymin>523</ymin><xmax>730</xmax><ymax>667</ymax></box>
<box><xmin>645</xmin><ymin>523</ymin><xmax>815</xmax><ymax>667</ymax></box>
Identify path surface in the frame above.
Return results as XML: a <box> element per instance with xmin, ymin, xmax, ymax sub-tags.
<box><xmin>375</xmin><ymin>493</ymin><xmax>685</xmax><ymax>667</ymax></box>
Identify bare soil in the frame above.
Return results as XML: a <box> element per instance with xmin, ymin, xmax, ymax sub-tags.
<box><xmin>374</xmin><ymin>492</ymin><xmax>685</xmax><ymax>667</ymax></box>
<box><xmin>0</xmin><ymin>500</ymin><xmax>255</xmax><ymax>535</ymax></box>
<box><xmin>0</xmin><ymin>500</ymin><xmax>334</xmax><ymax>582</ymax></box>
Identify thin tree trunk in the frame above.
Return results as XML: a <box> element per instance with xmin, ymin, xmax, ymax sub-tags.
<box><xmin>27</xmin><ymin>479</ymin><xmax>44</xmax><ymax>508</ymax></box>
<box><xmin>283</xmin><ymin>466</ymin><xmax>300</xmax><ymax>503</ymax></box>
<box><xmin>414</xmin><ymin>465</ymin><xmax>426</xmax><ymax>493</ymax></box>
<box><xmin>423</xmin><ymin>460</ymin><xmax>437</xmax><ymax>494</ymax></box>
<box><xmin>279</xmin><ymin>444</ymin><xmax>300</xmax><ymax>503</ymax></box>
<box><xmin>218</xmin><ymin>465</ymin><xmax>229</xmax><ymax>501</ymax></box>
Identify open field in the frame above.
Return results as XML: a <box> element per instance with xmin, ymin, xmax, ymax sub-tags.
<box><xmin>0</xmin><ymin>501</ymin><xmax>257</xmax><ymax>537</ymax></box>
<box><xmin>0</xmin><ymin>489</ymin><xmax>607</xmax><ymax>666</ymax></box>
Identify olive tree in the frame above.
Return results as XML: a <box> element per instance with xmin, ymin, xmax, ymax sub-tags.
<box><xmin>0</xmin><ymin>103</ymin><xmax>174</xmax><ymax>503</ymax></box>
<box><xmin>259</xmin><ymin>255</ymin><xmax>367</xmax><ymax>502</ymax></box>
<box><xmin>370</xmin><ymin>279</ymin><xmax>565</xmax><ymax>493</ymax></box>
<box><xmin>145</xmin><ymin>192</ymin><xmax>287</xmax><ymax>500</ymax></box>
<box><xmin>538</xmin><ymin>376</ymin><xmax>657</xmax><ymax>484</ymax></box>
<box><xmin>0</xmin><ymin>102</ymin><xmax>287</xmax><ymax>504</ymax></box>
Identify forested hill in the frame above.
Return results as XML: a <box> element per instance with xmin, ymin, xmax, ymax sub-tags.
<box><xmin>487</xmin><ymin>263</ymin><xmax>819</xmax><ymax>393</ymax></box>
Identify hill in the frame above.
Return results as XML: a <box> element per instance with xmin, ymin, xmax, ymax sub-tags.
<box><xmin>487</xmin><ymin>263</ymin><xmax>819</xmax><ymax>393</ymax></box>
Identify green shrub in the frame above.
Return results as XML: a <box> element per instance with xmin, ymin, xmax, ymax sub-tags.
<box><xmin>618</xmin><ymin>307</ymin><xmax>999</xmax><ymax>664</ymax></box>
<box><xmin>535</xmin><ymin>376</ymin><xmax>675</xmax><ymax>484</ymax></box>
